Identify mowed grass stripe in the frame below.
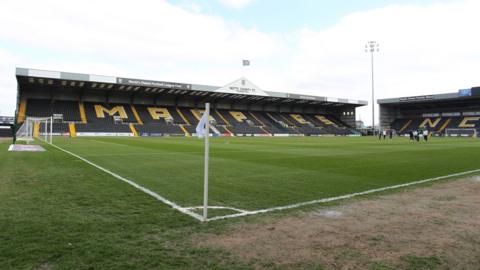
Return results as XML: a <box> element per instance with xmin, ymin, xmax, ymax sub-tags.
<box><xmin>52</xmin><ymin>136</ymin><xmax>480</xmax><ymax>210</ymax></box>
<box><xmin>0</xmin><ymin>141</ymin><xmax>251</xmax><ymax>270</ymax></box>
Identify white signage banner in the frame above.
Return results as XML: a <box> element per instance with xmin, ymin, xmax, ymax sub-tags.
<box><xmin>76</xmin><ymin>132</ymin><xmax>133</xmax><ymax>137</ymax></box>
<box><xmin>215</xmin><ymin>77</ymin><xmax>268</xmax><ymax>96</ymax></box>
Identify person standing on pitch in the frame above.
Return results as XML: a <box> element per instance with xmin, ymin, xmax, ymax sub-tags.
<box><xmin>382</xmin><ymin>129</ymin><xmax>387</xmax><ymax>140</ymax></box>
<box><xmin>378</xmin><ymin>130</ymin><xmax>382</xmax><ymax>140</ymax></box>
<box><xmin>389</xmin><ymin>130</ymin><xmax>393</xmax><ymax>139</ymax></box>
<box><xmin>409</xmin><ymin>130</ymin><xmax>414</xmax><ymax>141</ymax></box>
<box><xmin>423</xmin><ymin>129</ymin><xmax>429</xmax><ymax>142</ymax></box>
<box><xmin>413</xmin><ymin>130</ymin><xmax>418</xmax><ymax>142</ymax></box>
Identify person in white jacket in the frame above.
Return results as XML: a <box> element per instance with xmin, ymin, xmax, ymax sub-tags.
<box><xmin>423</xmin><ymin>129</ymin><xmax>429</xmax><ymax>142</ymax></box>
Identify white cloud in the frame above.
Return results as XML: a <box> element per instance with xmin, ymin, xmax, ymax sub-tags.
<box><xmin>218</xmin><ymin>0</ymin><xmax>253</xmax><ymax>9</ymax></box>
<box><xmin>0</xmin><ymin>49</ymin><xmax>22</xmax><ymax>116</ymax></box>
<box><xmin>0</xmin><ymin>0</ymin><xmax>286</xmax><ymax>115</ymax></box>
<box><xmin>290</xmin><ymin>0</ymin><xmax>480</xmax><ymax>125</ymax></box>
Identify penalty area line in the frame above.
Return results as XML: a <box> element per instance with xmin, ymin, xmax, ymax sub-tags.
<box><xmin>48</xmin><ymin>143</ymin><xmax>204</xmax><ymax>222</ymax></box>
<box><xmin>207</xmin><ymin>168</ymin><xmax>480</xmax><ymax>221</ymax></box>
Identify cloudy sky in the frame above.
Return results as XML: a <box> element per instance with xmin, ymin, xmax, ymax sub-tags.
<box><xmin>1</xmin><ymin>0</ymin><xmax>479</xmax><ymax>124</ymax></box>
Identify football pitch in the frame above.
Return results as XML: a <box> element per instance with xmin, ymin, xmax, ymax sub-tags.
<box><xmin>48</xmin><ymin>136</ymin><xmax>480</xmax><ymax>220</ymax></box>
<box><xmin>3</xmin><ymin>136</ymin><xmax>480</xmax><ymax>269</ymax></box>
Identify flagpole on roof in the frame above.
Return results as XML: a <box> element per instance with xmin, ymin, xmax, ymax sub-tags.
<box><xmin>242</xmin><ymin>59</ymin><xmax>250</xmax><ymax>78</ymax></box>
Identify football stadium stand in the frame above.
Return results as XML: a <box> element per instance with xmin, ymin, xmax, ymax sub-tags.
<box><xmin>0</xmin><ymin>116</ymin><xmax>14</xmax><ymax>137</ymax></box>
<box><xmin>379</xmin><ymin>87</ymin><xmax>480</xmax><ymax>137</ymax></box>
<box><xmin>14</xmin><ymin>68</ymin><xmax>367</xmax><ymax>137</ymax></box>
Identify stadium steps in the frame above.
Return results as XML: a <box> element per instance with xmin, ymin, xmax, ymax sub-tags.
<box><xmin>399</xmin><ymin>119</ymin><xmax>412</xmax><ymax>133</ymax></box>
<box><xmin>130</xmin><ymin>105</ymin><xmax>143</xmax><ymax>124</ymax></box>
<box><xmin>224</xmin><ymin>126</ymin><xmax>234</xmax><ymax>136</ymax></box>
<box><xmin>249</xmin><ymin>112</ymin><xmax>266</xmax><ymax>126</ymax></box>
<box><xmin>437</xmin><ymin>118</ymin><xmax>451</xmax><ymax>133</ymax></box>
<box><xmin>190</xmin><ymin>109</ymin><xmax>202</xmax><ymax>121</ymax></box>
<box><xmin>166</xmin><ymin>107</ymin><xmax>186</xmax><ymax>124</ymax></box>
<box><xmin>265</xmin><ymin>113</ymin><xmax>289</xmax><ymax>132</ymax></box>
<box><xmin>277</xmin><ymin>114</ymin><xmax>301</xmax><ymax>134</ymax></box>
<box><xmin>210</xmin><ymin>125</ymin><xmax>221</xmax><ymax>135</ymax></box>
<box><xmin>181</xmin><ymin>108</ymin><xmax>199</xmax><ymax>124</ymax></box>
<box><xmin>180</xmin><ymin>124</ymin><xmax>190</xmax><ymax>136</ymax></box>
<box><xmin>17</xmin><ymin>98</ymin><xmax>27</xmax><ymax>123</ymax></box>
<box><xmin>176</xmin><ymin>108</ymin><xmax>190</xmax><ymax>125</ymax></box>
<box><xmin>129</xmin><ymin>124</ymin><xmax>138</xmax><ymax>137</ymax></box>
<box><xmin>79</xmin><ymin>102</ymin><xmax>87</xmax><ymax>123</ymax></box>
<box><xmin>259</xmin><ymin>126</ymin><xmax>271</xmax><ymax>135</ymax></box>
<box><xmin>279</xmin><ymin>114</ymin><xmax>296</xmax><ymax>126</ymax></box>
<box><xmin>216</xmin><ymin>110</ymin><xmax>231</xmax><ymax>126</ymax></box>
<box><xmin>69</xmin><ymin>123</ymin><xmax>76</xmax><ymax>137</ymax></box>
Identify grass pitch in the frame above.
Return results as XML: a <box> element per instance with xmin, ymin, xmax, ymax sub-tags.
<box><xmin>2</xmin><ymin>136</ymin><xmax>480</xmax><ymax>269</ymax></box>
<box><xmin>53</xmin><ymin>136</ymin><xmax>480</xmax><ymax>217</ymax></box>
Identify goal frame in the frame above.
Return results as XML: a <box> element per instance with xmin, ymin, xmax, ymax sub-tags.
<box><xmin>16</xmin><ymin>116</ymin><xmax>53</xmax><ymax>144</ymax></box>
<box><xmin>444</xmin><ymin>128</ymin><xmax>477</xmax><ymax>138</ymax></box>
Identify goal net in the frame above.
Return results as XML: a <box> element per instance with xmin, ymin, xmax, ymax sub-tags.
<box><xmin>16</xmin><ymin>117</ymin><xmax>53</xmax><ymax>144</ymax></box>
<box><xmin>444</xmin><ymin>128</ymin><xmax>477</xmax><ymax>138</ymax></box>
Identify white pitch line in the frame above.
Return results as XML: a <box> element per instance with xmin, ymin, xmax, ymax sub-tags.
<box><xmin>184</xmin><ymin>205</ymin><xmax>249</xmax><ymax>214</ymax></box>
<box><xmin>44</xmin><ymin>141</ymin><xmax>480</xmax><ymax>223</ymax></box>
<box><xmin>48</xmin><ymin>142</ymin><xmax>204</xmax><ymax>221</ymax></box>
<box><xmin>207</xmin><ymin>168</ymin><xmax>480</xmax><ymax>221</ymax></box>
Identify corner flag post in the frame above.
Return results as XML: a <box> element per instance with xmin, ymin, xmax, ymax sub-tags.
<box><xmin>203</xmin><ymin>103</ymin><xmax>210</xmax><ymax>221</ymax></box>
<box><xmin>50</xmin><ymin>116</ymin><xmax>53</xmax><ymax>144</ymax></box>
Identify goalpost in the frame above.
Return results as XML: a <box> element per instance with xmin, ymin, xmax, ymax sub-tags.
<box><xmin>444</xmin><ymin>128</ymin><xmax>477</xmax><ymax>138</ymax></box>
<box><xmin>16</xmin><ymin>116</ymin><xmax>53</xmax><ymax>144</ymax></box>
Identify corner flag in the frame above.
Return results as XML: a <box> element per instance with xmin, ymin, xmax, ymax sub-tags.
<box><xmin>195</xmin><ymin>108</ymin><xmax>209</xmax><ymax>138</ymax></box>
<box><xmin>196</xmin><ymin>103</ymin><xmax>210</xmax><ymax>221</ymax></box>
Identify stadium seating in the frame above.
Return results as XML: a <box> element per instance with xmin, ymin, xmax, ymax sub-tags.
<box><xmin>75</xmin><ymin>122</ymin><xmax>132</xmax><ymax>133</ymax></box>
<box><xmin>391</xmin><ymin>116</ymin><xmax>480</xmax><ymax>136</ymax></box>
<box><xmin>20</xmin><ymin>98</ymin><xmax>357</xmax><ymax>137</ymax></box>
<box><xmin>26</xmin><ymin>99</ymin><xmax>81</xmax><ymax>121</ymax></box>
<box><xmin>135</xmin><ymin>123</ymin><xmax>184</xmax><ymax>136</ymax></box>
<box><xmin>216</xmin><ymin>110</ymin><xmax>267</xmax><ymax>135</ymax></box>
<box><xmin>0</xmin><ymin>127</ymin><xmax>12</xmax><ymax>137</ymax></box>
<box><xmin>249</xmin><ymin>111</ymin><xmax>286</xmax><ymax>134</ymax></box>
<box><xmin>39</xmin><ymin>123</ymin><xmax>70</xmax><ymax>134</ymax></box>
<box><xmin>83</xmin><ymin>102</ymin><xmax>138</xmax><ymax>124</ymax></box>
<box><xmin>178</xmin><ymin>108</ymin><xmax>199</xmax><ymax>125</ymax></box>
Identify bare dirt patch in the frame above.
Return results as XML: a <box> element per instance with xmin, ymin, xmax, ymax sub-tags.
<box><xmin>196</xmin><ymin>177</ymin><xmax>480</xmax><ymax>269</ymax></box>
<box><xmin>34</xmin><ymin>263</ymin><xmax>54</xmax><ymax>270</ymax></box>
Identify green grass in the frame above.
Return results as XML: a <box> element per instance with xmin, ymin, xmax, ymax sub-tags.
<box><xmin>53</xmin><ymin>136</ymin><xmax>480</xmax><ymax>213</ymax></box>
<box><xmin>1</xmin><ymin>136</ymin><xmax>480</xmax><ymax>269</ymax></box>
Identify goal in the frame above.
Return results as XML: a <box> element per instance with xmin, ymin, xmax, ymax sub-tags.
<box><xmin>16</xmin><ymin>117</ymin><xmax>53</xmax><ymax>144</ymax></box>
<box><xmin>444</xmin><ymin>128</ymin><xmax>477</xmax><ymax>138</ymax></box>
